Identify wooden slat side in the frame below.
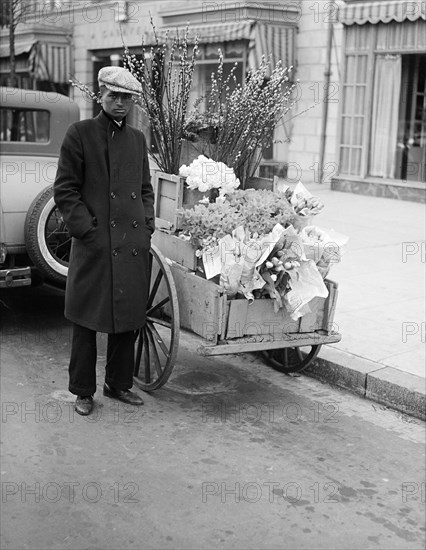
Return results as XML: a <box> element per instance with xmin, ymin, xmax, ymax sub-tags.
<box><xmin>151</xmin><ymin>231</ymin><xmax>197</xmax><ymax>271</ymax></box>
<box><xmin>152</xmin><ymin>171</ymin><xmax>185</xmax><ymax>230</ymax></box>
<box><xmin>226</xmin><ymin>298</ymin><xmax>301</xmax><ymax>339</ymax></box>
<box><xmin>220</xmin><ymin>296</ymin><xmax>231</xmax><ymax>340</ymax></box>
<box><xmin>323</xmin><ymin>279</ymin><xmax>339</xmax><ymax>334</ymax></box>
<box><xmin>169</xmin><ymin>264</ymin><xmax>222</xmax><ymax>342</ymax></box>
<box><xmin>298</xmin><ymin>295</ymin><xmax>326</xmax><ymax>332</ymax></box>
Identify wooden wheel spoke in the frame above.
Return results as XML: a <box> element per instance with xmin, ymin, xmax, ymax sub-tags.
<box><xmin>134</xmin><ymin>329</ymin><xmax>143</xmax><ymax>377</ymax></box>
<box><xmin>147</xmin><ymin>296</ymin><xmax>169</xmax><ymax>317</ymax></box>
<box><xmin>282</xmin><ymin>348</ymin><xmax>289</xmax><ymax>366</ymax></box>
<box><xmin>145</xmin><ymin>325</ymin><xmax>164</xmax><ymax>378</ymax></box>
<box><xmin>133</xmin><ymin>245</ymin><xmax>180</xmax><ymax>391</ymax></box>
<box><xmin>146</xmin><ymin>316</ymin><xmax>172</xmax><ymax>329</ymax></box>
<box><xmin>148</xmin><ymin>252</ymin><xmax>153</xmax><ymax>271</ymax></box>
<box><xmin>147</xmin><ymin>321</ymin><xmax>170</xmax><ymax>358</ymax></box>
<box><xmin>135</xmin><ymin>328</ymin><xmax>145</xmax><ymax>377</ymax></box>
<box><xmin>147</xmin><ymin>269</ymin><xmax>164</xmax><ymax>309</ymax></box>
<box><xmin>262</xmin><ymin>345</ymin><xmax>321</xmax><ymax>374</ymax></box>
<box><xmin>143</xmin><ymin>327</ymin><xmax>151</xmax><ymax>384</ymax></box>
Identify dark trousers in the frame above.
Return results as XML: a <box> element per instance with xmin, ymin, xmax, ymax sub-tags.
<box><xmin>68</xmin><ymin>323</ymin><xmax>136</xmax><ymax>396</ymax></box>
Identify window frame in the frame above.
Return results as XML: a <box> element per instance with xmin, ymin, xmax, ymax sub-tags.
<box><xmin>336</xmin><ymin>20</ymin><xmax>426</xmax><ymax>183</ymax></box>
<box><xmin>0</xmin><ymin>107</ymin><xmax>50</xmax><ymax>143</ymax></box>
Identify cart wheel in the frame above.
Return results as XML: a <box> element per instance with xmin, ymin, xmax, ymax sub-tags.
<box><xmin>133</xmin><ymin>244</ymin><xmax>180</xmax><ymax>391</ymax></box>
<box><xmin>261</xmin><ymin>345</ymin><xmax>321</xmax><ymax>374</ymax></box>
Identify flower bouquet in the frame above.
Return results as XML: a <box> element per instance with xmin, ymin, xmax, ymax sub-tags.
<box><xmin>299</xmin><ymin>225</ymin><xmax>349</xmax><ymax>279</ymax></box>
<box><xmin>179</xmin><ymin>155</ymin><xmax>240</xmax><ymax>201</ymax></box>
<box><xmin>175</xmin><ymin>165</ymin><xmax>347</xmax><ymax>320</ymax></box>
<box><xmin>284</xmin><ymin>181</ymin><xmax>325</xmax><ymax>230</ymax></box>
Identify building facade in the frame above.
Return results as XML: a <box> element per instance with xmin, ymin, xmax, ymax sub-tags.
<box><xmin>70</xmin><ymin>0</ymin><xmax>305</xmax><ymax>180</ymax></box>
<box><xmin>2</xmin><ymin>0</ymin><xmax>425</xmax><ymax>199</ymax></box>
<box><xmin>2</xmin><ymin>1</ymin><xmax>338</xmax><ymax>184</ymax></box>
<box><xmin>332</xmin><ymin>0</ymin><xmax>426</xmax><ymax>200</ymax></box>
<box><xmin>0</xmin><ymin>0</ymin><xmax>72</xmax><ymax>93</ymax></box>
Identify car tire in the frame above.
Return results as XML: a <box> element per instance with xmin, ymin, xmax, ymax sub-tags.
<box><xmin>24</xmin><ymin>186</ymin><xmax>70</xmax><ymax>287</ymax></box>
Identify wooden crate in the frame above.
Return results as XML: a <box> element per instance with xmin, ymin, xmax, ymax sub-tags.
<box><xmin>151</xmin><ymin>172</ymin><xmax>281</xmax><ymax>270</ymax></box>
<box><xmin>151</xmin><ymin>230</ymin><xmax>198</xmax><ymax>272</ymax></box>
<box><xmin>223</xmin><ymin>279</ymin><xmax>338</xmax><ymax>340</ymax></box>
<box><xmin>152</xmin><ymin>262</ymin><xmax>226</xmax><ymax>344</ymax></box>
<box><xmin>151</xmin><ymin>171</ymin><xmax>210</xmax><ymax>232</ymax></box>
<box><xmin>154</xmin><ymin>257</ymin><xmax>338</xmax><ymax>344</ymax></box>
<box><xmin>151</xmin><ymin>171</ymin><xmax>183</xmax><ymax>231</ymax></box>
<box><xmin>152</xmin><ymin>171</ymin><xmax>279</xmax><ymax>232</ymax></box>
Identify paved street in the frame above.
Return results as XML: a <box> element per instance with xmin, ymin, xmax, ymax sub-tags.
<box><xmin>1</xmin><ymin>284</ymin><xmax>425</xmax><ymax>550</ymax></box>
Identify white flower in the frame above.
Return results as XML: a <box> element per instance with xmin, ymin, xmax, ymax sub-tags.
<box><xmin>178</xmin><ymin>155</ymin><xmax>239</xmax><ymax>195</ymax></box>
<box><xmin>185</xmin><ymin>175</ymin><xmax>199</xmax><ymax>190</ymax></box>
<box><xmin>198</xmin><ymin>181</ymin><xmax>209</xmax><ymax>193</ymax></box>
<box><xmin>179</xmin><ymin>164</ymin><xmax>190</xmax><ymax>178</ymax></box>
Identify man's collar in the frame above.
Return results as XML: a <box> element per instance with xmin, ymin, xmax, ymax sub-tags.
<box><xmin>100</xmin><ymin>109</ymin><xmax>126</xmax><ymax>129</ymax></box>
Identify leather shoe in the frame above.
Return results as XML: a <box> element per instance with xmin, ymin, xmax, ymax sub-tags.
<box><xmin>75</xmin><ymin>395</ymin><xmax>93</xmax><ymax>416</ymax></box>
<box><xmin>103</xmin><ymin>382</ymin><xmax>144</xmax><ymax>405</ymax></box>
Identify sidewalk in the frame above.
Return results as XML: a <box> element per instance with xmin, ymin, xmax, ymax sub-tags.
<box><xmin>296</xmin><ymin>182</ymin><xmax>425</xmax><ymax>420</ymax></box>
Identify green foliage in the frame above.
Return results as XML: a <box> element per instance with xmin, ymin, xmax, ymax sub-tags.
<box><xmin>178</xmin><ymin>189</ymin><xmax>296</xmax><ymax>246</ymax></box>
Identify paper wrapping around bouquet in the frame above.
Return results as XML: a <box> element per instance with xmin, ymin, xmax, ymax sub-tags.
<box><xmin>299</xmin><ymin>225</ymin><xmax>350</xmax><ymax>278</ymax></box>
<box><xmin>292</xmin><ymin>214</ymin><xmax>313</xmax><ymax>231</ymax></box>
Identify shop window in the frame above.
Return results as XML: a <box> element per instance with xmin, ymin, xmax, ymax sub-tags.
<box><xmin>188</xmin><ymin>41</ymin><xmax>245</xmax><ymax>111</ymax></box>
<box><xmin>0</xmin><ymin>108</ymin><xmax>49</xmax><ymax>142</ymax></box>
<box><xmin>369</xmin><ymin>53</ymin><xmax>425</xmax><ymax>182</ymax></box>
<box><xmin>339</xmin><ymin>50</ymin><xmax>426</xmax><ymax>184</ymax></box>
<box><xmin>191</xmin><ymin>61</ymin><xmax>244</xmax><ymax>110</ymax></box>
<box><xmin>395</xmin><ymin>54</ymin><xmax>426</xmax><ymax>182</ymax></box>
<box><xmin>369</xmin><ymin>54</ymin><xmax>401</xmax><ymax>179</ymax></box>
<box><xmin>338</xmin><ymin>54</ymin><xmax>368</xmax><ymax>175</ymax></box>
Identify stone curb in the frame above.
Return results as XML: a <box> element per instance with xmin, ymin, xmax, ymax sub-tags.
<box><xmin>304</xmin><ymin>346</ymin><xmax>426</xmax><ymax>421</ymax></box>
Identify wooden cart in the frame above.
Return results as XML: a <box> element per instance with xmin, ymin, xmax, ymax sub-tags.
<box><xmin>133</xmin><ymin>173</ymin><xmax>342</xmax><ymax>392</ymax></box>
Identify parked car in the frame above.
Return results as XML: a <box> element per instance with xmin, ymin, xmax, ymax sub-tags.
<box><xmin>0</xmin><ymin>87</ymin><xmax>79</xmax><ymax>288</ymax></box>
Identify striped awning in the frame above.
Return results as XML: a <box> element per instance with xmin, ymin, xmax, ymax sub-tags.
<box><xmin>152</xmin><ymin>20</ymin><xmax>295</xmax><ymax>72</ymax></box>
<box><xmin>339</xmin><ymin>0</ymin><xmax>426</xmax><ymax>25</ymax></box>
<box><xmin>28</xmin><ymin>42</ymin><xmax>71</xmax><ymax>83</ymax></box>
<box><xmin>0</xmin><ymin>41</ymin><xmax>33</xmax><ymax>73</ymax></box>
<box><xmin>152</xmin><ymin>21</ymin><xmax>253</xmax><ymax>44</ymax></box>
<box><xmin>0</xmin><ymin>41</ymin><xmax>33</xmax><ymax>58</ymax></box>
<box><xmin>248</xmin><ymin>23</ymin><xmax>295</xmax><ymax>72</ymax></box>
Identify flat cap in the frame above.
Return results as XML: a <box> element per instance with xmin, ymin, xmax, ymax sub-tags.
<box><xmin>98</xmin><ymin>66</ymin><xmax>142</xmax><ymax>94</ymax></box>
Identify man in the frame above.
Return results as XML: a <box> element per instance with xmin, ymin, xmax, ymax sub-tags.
<box><xmin>54</xmin><ymin>66</ymin><xmax>155</xmax><ymax>416</ymax></box>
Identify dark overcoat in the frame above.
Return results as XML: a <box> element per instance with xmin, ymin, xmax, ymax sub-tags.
<box><xmin>54</xmin><ymin>110</ymin><xmax>155</xmax><ymax>333</ymax></box>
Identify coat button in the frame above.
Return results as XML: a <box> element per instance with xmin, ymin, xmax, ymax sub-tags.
<box><xmin>110</xmin><ymin>220</ymin><xmax>116</xmax><ymax>228</ymax></box>
<box><xmin>110</xmin><ymin>192</ymin><xmax>116</xmax><ymax>199</ymax></box>
<box><xmin>112</xmin><ymin>249</ymin><xmax>118</xmax><ymax>256</ymax></box>
<box><xmin>132</xmin><ymin>220</ymin><xmax>139</xmax><ymax>228</ymax></box>
<box><xmin>132</xmin><ymin>249</ymin><xmax>138</xmax><ymax>256</ymax></box>
<box><xmin>131</xmin><ymin>192</ymin><xmax>137</xmax><ymax>199</ymax></box>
